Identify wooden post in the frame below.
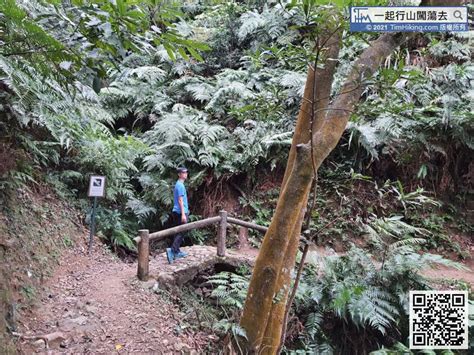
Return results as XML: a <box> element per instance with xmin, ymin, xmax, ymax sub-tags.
<box><xmin>238</xmin><ymin>226</ymin><xmax>249</xmax><ymax>250</ymax></box>
<box><xmin>217</xmin><ymin>210</ymin><xmax>227</xmax><ymax>257</ymax></box>
<box><xmin>137</xmin><ymin>229</ymin><xmax>149</xmax><ymax>281</ymax></box>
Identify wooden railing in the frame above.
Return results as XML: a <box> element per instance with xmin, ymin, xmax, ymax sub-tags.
<box><xmin>135</xmin><ymin>210</ymin><xmax>268</xmax><ymax>280</ymax></box>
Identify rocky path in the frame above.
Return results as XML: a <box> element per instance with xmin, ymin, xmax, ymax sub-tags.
<box><xmin>16</xmin><ymin>239</ymin><xmax>215</xmax><ymax>354</ymax></box>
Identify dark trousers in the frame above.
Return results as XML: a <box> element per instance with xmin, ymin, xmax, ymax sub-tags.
<box><xmin>170</xmin><ymin>212</ymin><xmax>187</xmax><ymax>254</ymax></box>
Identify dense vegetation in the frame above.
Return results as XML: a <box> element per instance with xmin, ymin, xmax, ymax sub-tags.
<box><xmin>1</xmin><ymin>0</ymin><xmax>472</xmax><ymax>353</ymax></box>
<box><xmin>205</xmin><ymin>240</ymin><xmax>466</xmax><ymax>353</ymax></box>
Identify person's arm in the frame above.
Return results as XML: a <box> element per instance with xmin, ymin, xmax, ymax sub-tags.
<box><xmin>178</xmin><ymin>196</ymin><xmax>187</xmax><ymax>223</ymax></box>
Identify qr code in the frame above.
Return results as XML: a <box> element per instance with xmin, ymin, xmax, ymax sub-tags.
<box><xmin>409</xmin><ymin>290</ymin><xmax>468</xmax><ymax>349</ymax></box>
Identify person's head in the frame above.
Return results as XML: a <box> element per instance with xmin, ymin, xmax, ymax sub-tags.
<box><xmin>177</xmin><ymin>167</ymin><xmax>188</xmax><ymax>181</ymax></box>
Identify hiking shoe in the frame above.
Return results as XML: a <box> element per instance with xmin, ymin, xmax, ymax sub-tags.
<box><xmin>166</xmin><ymin>248</ymin><xmax>174</xmax><ymax>264</ymax></box>
<box><xmin>175</xmin><ymin>251</ymin><xmax>188</xmax><ymax>259</ymax></box>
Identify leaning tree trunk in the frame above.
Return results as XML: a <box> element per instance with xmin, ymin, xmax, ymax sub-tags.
<box><xmin>259</xmin><ymin>29</ymin><xmax>343</xmax><ymax>353</ymax></box>
<box><xmin>238</xmin><ymin>30</ymin><xmax>412</xmax><ymax>354</ymax></box>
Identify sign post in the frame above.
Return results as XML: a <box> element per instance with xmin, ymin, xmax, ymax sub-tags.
<box><xmin>87</xmin><ymin>175</ymin><xmax>106</xmax><ymax>254</ymax></box>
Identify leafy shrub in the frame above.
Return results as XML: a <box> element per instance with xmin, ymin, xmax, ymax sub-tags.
<box><xmin>89</xmin><ymin>207</ymin><xmax>137</xmax><ymax>251</ymax></box>
<box><xmin>200</xmin><ymin>240</ymin><xmax>468</xmax><ymax>353</ymax></box>
<box><xmin>291</xmin><ymin>243</ymin><xmax>467</xmax><ymax>353</ymax></box>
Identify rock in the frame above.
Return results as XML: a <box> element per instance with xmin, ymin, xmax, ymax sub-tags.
<box><xmin>44</xmin><ymin>331</ymin><xmax>66</xmax><ymax>349</ymax></box>
<box><xmin>142</xmin><ymin>279</ymin><xmax>157</xmax><ymax>290</ymax></box>
<box><xmin>32</xmin><ymin>339</ymin><xmax>45</xmax><ymax>350</ymax></box>
<box><xmin>174</xmin><ymin>342</ymin><xmax>188</xmax><ymax>351</ymax></box>
<box><xmin>64</xmin><ymin>296</ymin><xmax>76</xmax><ymax>304</ymax></box>
<box><xmin>156</xmin><ymin>273</ymin><xmax>174</xmax><ymax>286</ymax></box>
<box><xmin>182</xmin><ymin>344</ymin><xmax>191</xmax><ymax>351</ymax></box>
<box><xmin>84</xmin><ymin>305</ymin><xmax>98</xmax><ymax>314</ymax></box>
<box><xmin>59</xmin><ymin>316</ymin><xmax>87</xmax><ymax>331</ymax></box>
<box><xmin>0</xmin><ymin>238</ymin><xmax>16</xmax><ymax>249</ymax></box>
<box><xmin>74</xmin><ymin>316</ymin><xmax>88</xmax><ymax>325</ymax></box>
<box><xmin>162</xmin><ymin>339</ymin><xmax>169</xmax><ymax>346</ymax></box>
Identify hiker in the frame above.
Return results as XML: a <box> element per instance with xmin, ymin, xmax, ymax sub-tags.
<box><xmin>166</xmin><ymin>167</ymin><xmax>189</xmax><ymax>263</ymax></box>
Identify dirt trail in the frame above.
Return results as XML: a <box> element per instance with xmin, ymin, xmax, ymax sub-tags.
<box><xmin>16</xmin><ymin>237</ymin><xmax>212</xmax><ymax>354</ymax></box>
<box><xmin>422</xmin><ymin>262</ymin><xmax>474</xmax><ymax>288</ymax></box>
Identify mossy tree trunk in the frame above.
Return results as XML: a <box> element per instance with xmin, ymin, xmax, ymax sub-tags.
<box><xmin>238</xmin><ymin>30</ymin><xmax>413</xmax><ymax>354</ymax></box>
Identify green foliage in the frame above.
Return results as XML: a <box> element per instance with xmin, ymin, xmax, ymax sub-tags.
<box><xmin>312</xmin><ymin>166</ymin><xmax>464</xmax><ymax>255</ymax></box>
<box><xmin>238</xmin><ymin>188</ymin><xmax>279</xmax><ymax>246</ymax></box>
<box><xmin>20</xmin><ymin>285</ymin><xmax>36</xmax><ymax>301</ymax></box>
<box><xmin>212</xmin><ymin>320</ymin><xmax>248</xmax><ymax>342</ymax></box>
<box><xmin>390</xmin><ymin>181</ymin><xmax>441</xmax><ymax>212</ymax></box>
<box><xmin>292</xmin><ymin>244</ymin><xmax>467</xmax><ymax>353</ymax></box>
<box><xmin>0</xmin><ymin>0</ymin><xmax>70</xmax><ymax>78</ymax></box>
<box><xmin>345</xmin><ymin>40</ymin><xmax>473</xmax><ymax>190</ymax></box>
<box><xmin>157</xmin><ymin>285</ymin><xmax>221</xmax><ymax>354</ymax></box>
<box><xmin>208</xmin><ymin>272</ymin><xmax>249</xmax><ymax>310</ymax></box>
<box><xmin>363</xmin><ymin>215</ymin><xmax>429</xmax><ymax>245</ymax></box>
<box><xmin>62</xmin><ymin>235</ymin><xmax>74</xmax><ymax>248</ymax></box>
<box><xmin>186</xmin><ymin>215</ymin><xmax>213</xmax><ymax>245</ymax></box>
<box><xmin>0</xmin><ymin>0</ymin><xmax>208</xmax><ymax>199</ymax></box>
<box><xmin>92</xmin><ymin>207</ymin><xmax>137</xmax><ymax>251</ymax></box>
<box><xmin>1</xmin><ymin>0</ymin><xmax>471</xmax><ymax>264</ymax></box>
<box><xmin>199</xmin><ymin>239</ymin><xmax>468</xmax><ymax>353</ymax></box>
<box><xmin>206</xmin><ymin>270</ymin><xmax>250</xmax><ymax>349</ymax></box>
<box><xmin>0</xmin><ymin>55</ymin><xmax>113</xmax><ymax>141</ymax></box>
<box><xmin>0</xmin><ymin>0</ymin><xmax>208</xmax><ymax>81</ymax></box>
<box><xmin>429</xmin><ymin>36</ymin><xmax>471</xmax><ymax>61</ymax></box>
<box><xmin>407</xmin><ymin>211</ymin><xmax>467</xmax><ymax>257</ymax></box>
<box><xmin>370</xmin><ymin>342</ymin><xmax>458</xmax><ymax>355</ymax></box>
<box><xmin>76</xmin><ymin>133</ymin><xmax>148</xmax><ymax>202</ymax></box>
<box><xmin>1</xmin><ymin>3</ymin><xmax>471</xmax><ymax>353</ymax></box>
<box><xmin>239</xmin><ymin>194</ymin><xmax>273</xmax><ymax>227</ymax></box>
<box><xmin>53</xmin><ymin>2</ymin><xmax>471</xmax><ymax>244</ymax></box>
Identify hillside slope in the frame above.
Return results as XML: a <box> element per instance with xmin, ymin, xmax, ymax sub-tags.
<box><xmin>0</xmin><ymin>187</ymin><xmax>85</xmax><ymax>353</ymax></box>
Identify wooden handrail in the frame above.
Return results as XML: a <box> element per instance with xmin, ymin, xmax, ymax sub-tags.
<box><xmin>135</xmin><ymin>210</ymin><xmax>267</xmax><ymax>280</ymax></box>
<box><xmin>148</xmin><ymin>216</ymin><xmax>221</xmax><ymax>241</ymax></box>
<box><xmin>227</xmin><ymin>217</ymin><xmax>268</xmax><ymax>233</ymax></box>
